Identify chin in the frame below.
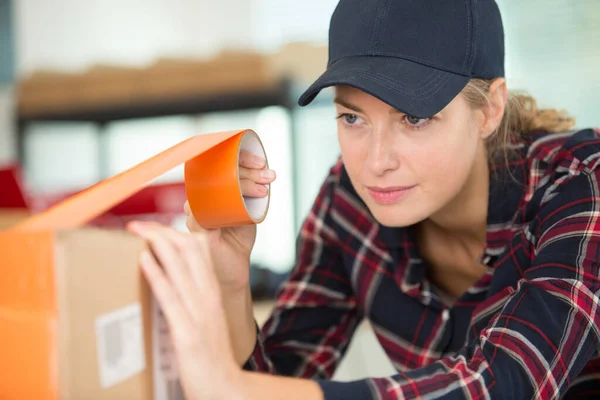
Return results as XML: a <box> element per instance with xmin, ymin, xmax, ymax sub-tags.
<box><xmin>367</xmin><ymin>203</ymin><xmax>430</xmax><ymax>228</ymax></box>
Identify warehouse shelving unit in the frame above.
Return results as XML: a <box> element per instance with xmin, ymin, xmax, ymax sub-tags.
<box><xmin>16</xmin><ymin>79</ymin><xmax>293</xmax><ymax>174</ymax></box>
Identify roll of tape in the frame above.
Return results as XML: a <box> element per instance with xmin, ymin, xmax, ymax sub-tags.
<box><xmin>10</xmin><ymin>129</ymin><xmax>270</xmax><ymax>232</ymax></box>
<box><xmin>186</xmin><ymin>129</ymin><xmax>269</xmax><ymax>229</ymax></box>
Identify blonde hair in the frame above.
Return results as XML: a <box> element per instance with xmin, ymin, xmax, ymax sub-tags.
<box><xmin>461</xmin><ymin>79</ymin><xmax>576</xmax><ymax>165</ymax></box>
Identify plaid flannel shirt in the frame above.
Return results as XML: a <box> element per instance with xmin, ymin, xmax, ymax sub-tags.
<box><xmin>243</xmin><ymin>128</ymin><xmax>600</xmax><ymax>399</ymax></box>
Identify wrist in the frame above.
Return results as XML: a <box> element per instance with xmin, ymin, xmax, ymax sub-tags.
<box><xmin>218</xmin><ymin>262</ymin><xmax>251</xmax><ymax>295</ymax></box>
<box><xmin>220</xmin><ymin>278</ymin><xmax>251</xmax><ymax>299</ymax></box>
<box><xmin>221</xmin><ymin>284</ymin><xmax>253</xmax><ymax>318</ymax></box>
<box><xmin>221</xmin><ymin>369</ymin><xmax>247</xmax><ymax>400</ymax></box>
<box><xmin>238</xmin><ymin>371</ymin><xmax>325</xmax><ymax>400</ymax></box>
<box><xmin>220</xmin><ymin>285</ymin><xmax>258</xmax><ymax>365</ymax></box>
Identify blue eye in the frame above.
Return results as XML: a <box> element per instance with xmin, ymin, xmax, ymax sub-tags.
<box><xmin>342</xmin><ymin>114</ymin><xmax>358</xmax><ymax>124</ymax></box>
<box><xmin>405</xmin><ymin>115</ymin><xmax>429</xmax><ymax>126</ymax></box>
<box><xmin>337</xmin><ymin>113</ymin><xmax>361</xmax><ymax>125</ymax></box>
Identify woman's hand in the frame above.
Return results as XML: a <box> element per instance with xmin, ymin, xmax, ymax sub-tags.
<box><xmin>127</xmin><ymin>222</ymin><xmax>325</xmax><ymax>400</ymax></box>
<box><xmin>127</xmin><ymin>221</ymin><xmax>245</xmax><ymax>400</ymax></box>
<box><xmin>183</xmin><ymin>149</ymin><xmax>276</xmax><ymax>294</ymax></box>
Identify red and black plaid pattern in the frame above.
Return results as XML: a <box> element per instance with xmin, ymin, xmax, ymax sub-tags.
<box><xmin>243</xmin><ymin>128</ymin><xmax>600</xmax><ymax>399</ymax></box>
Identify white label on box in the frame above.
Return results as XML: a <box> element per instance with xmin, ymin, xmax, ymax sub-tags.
<box><xmin>152</xmin><ymin>296</ymin><xmax>185</xmax><ymax>400</ymax></box>
<box><xmin>95</xmin><ymin>303</ymin><xmax>146</xmax><ymax>388</ymax></box>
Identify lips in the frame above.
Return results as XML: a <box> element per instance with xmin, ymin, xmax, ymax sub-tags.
<box><xmin>366</xmin><ymin>185</ymin><xmax>416</xmax><ymax>205</ymax></box>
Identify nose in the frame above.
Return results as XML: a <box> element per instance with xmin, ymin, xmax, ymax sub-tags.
<box><xmin>365</xmin><ymin>128</ymin><xmax>400</xmax><ymax>176</ymax></box>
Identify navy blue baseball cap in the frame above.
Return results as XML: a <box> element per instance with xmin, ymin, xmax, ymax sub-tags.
<box><xmin>298</xmin><ymin>0</ymin><xmax>505</xmax><ymax>118</ymax></box>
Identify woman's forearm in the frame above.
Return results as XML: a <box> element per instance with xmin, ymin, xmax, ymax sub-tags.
<box><xmin>222</xmin><ymin>293</ymin><xmax>325</xmax><ymax>400</ymax></box>
<box><xmin>240</xmin><ymin>371</ymin><xmax>324</xmax><ymax>400</ymax></box>
<box><xmin>221</xmin><ymin>285</ymin><xmax>258</xmax><ymax>365</ymax></box>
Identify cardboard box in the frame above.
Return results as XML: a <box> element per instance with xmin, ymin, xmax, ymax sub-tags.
<box><xmin>0</xmin><ymin>227</ymin><xmax>182</xmax><ymax>399</ymax></box>
<box><xmin>77</xmin><ymin>65</ymin><xmax>143</xmax><ymax>110</ymax></box>
<box><xmin>17</xmin><ymin>70</ymin><xmax>83</xmax><ymax>117</ymax></box>
<box><xmin>266</xmin><ymin>42</ymin><xmax>328</xmax><ymax>84</ymax></box>
<box><xmin>140</xmin><ymin>51</ymin><xmax>276</xmax><ymax>101</ymax></box>
<box><xmin>17</xmin><ymin>65</ymin><xmax>143</xmax><ymax>116</ymax></box>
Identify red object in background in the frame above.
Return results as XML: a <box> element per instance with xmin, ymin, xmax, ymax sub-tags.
<box><xmin>107</xmin><ymin>182</ymin><xmax>187</xmax><ymax>215</ymax></box>
<box><xmin>0</xmin><ymin>164</ymin><xmax>29</xmax><ymax>209</ymax></box>
<box><xmin>0</xmin><ymin>163</ymin><xmax>187</xmax><ymax>228</ymax></box>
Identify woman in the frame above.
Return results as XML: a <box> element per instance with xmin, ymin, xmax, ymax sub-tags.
<box><xmin>127</xmin><ymin>0</ymin><xmax>600</xmax><ymax>399</ymax></box>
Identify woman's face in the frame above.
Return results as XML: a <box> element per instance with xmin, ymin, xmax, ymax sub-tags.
<box><xmin>335</xmin><ymin>86</ymin><xmax>488</xmax><ymax>227</ymax></box>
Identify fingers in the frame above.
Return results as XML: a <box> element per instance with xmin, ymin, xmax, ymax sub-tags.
<box><xmin>137</xmin><ymin>224</ymin><xmax>217</xmax><ymax>293</ymax></box>
<box><xmin>183</xmin><ymin>201</ymin><xmax>208</xmax><ymax>233</ymax></box>
<box><xmin>138</xmin><ymin>249</ymin><xmax>193</xmax><ymax>334</ymax></box>
<box><xmin>183</xmin><ymin>200</ymin><xmax>192</xmax><ymax>216</ymax></box>
<box><xmin>238</xmin><ymin>150</ymin><xmax>275</xmax><ymax>198</ymax></box>
<box><xmin>128</xmin><ymin>220</ymin><xmax>222</xmax><ymax>307</ymax></box>
<box><xmin>239</xmin><ymin>179</ymin><xmax>269</xmax><ymax>197</ymax></box>
<box><xmin>238</xmin><ymin>149</ymin><xmax>266</xmax><ymax>169</ymax></box>
<box><xmin>238</xmin><ymin>166</ymin><xmax>276</xmax><ymax>185</ymax></box>
<box><xmin>185</xmin><ymin>213</ymin><xmax>204</xmax><ymax>233</ymax></box>
<box><xmin>128</xmin><ymin>223</ymin><xmax>200</xmax><ymax>319</ymax></box>
<box><xmin>238</xmin><ymin>167</ymin><xmax>274</xmax><ymax>197</ymax></box>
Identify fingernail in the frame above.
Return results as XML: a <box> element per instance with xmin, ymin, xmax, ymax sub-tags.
<box><xmin>258</xmin><ymin>185</ymin><xmax>268</xmax><ymax>194</ymax></box>
<box><xmin>261</xmin><ymin>169</ymin><xmax>275</xmax><ymax>180</ymax></box>
<box><xmin>127</xmin><ymin>221</ymin><xmax>144</xmax><ymax>231</ymax></box>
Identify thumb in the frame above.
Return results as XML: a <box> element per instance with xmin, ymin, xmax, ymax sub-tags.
<box><xmin>183</xmin><ymin>200</ymin><xmax>209</xmax><ymax>234</ymax></box>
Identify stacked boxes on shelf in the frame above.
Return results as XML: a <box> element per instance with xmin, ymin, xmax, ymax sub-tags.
<box><xmin>16</xmin><ymin>42</ymin><xmax>328</xmax><ymax>118</ymax></box>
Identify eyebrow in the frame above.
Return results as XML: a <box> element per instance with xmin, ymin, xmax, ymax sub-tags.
<box><xmin>333</xmin><ymin>97</ymin><xmax>364</xmax><ymax>113</ymax></box>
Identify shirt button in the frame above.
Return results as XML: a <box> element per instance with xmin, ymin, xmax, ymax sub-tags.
<box><xmin>442</xmin><ymin>309</ymin><xmax>450</xmax><ymax>321</ymax></box>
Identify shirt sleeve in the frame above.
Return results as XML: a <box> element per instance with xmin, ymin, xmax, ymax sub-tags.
<box><xmin>243</xmin><ymin>164</ymin><xmax>363</xmax><ymax>379</ymax></box>
<box><xmin>317</xmin><ymin>167</ymin><xmax>600</xmax><ymax>399</ymax></box>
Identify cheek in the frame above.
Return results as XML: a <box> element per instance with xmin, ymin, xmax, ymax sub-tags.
<box><xmin>412</xmin><ymin>126</ymin><xmax>480</xmax><ymax>192</ymax></box>
<box><xmin>338</xmin><ymin>131</ymin><xmax>367</xmax><ymax>175</ymax></box>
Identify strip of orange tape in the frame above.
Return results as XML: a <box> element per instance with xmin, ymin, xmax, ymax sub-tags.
<box><xmin>10</xmin><ymin>129</ymin><xmax>270</xmax><ymax>231</ymax></box>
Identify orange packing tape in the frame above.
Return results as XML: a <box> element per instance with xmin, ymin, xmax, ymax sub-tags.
<box><xmin>10</xmin><ymin>129</ymin><xmax>270</xmax><ymax>231</ymax></box>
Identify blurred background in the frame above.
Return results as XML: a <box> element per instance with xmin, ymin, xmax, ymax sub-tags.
<box><xmin>0</xmin><ymin>0</ymin><xmax>599</xmax><ymax>381</ymax></box>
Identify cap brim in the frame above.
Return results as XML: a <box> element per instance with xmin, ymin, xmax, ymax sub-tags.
<box><xmin>298</xmin><ymin>55</ymin><xmax>471</xmax><ymax>118</ymax></box>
